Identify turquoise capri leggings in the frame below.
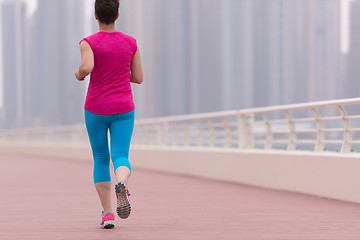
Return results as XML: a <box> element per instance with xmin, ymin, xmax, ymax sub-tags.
<box><xmin>84</xmin><ymin>109</ymin><xmax>135</xmax><ymax>183</ymax></box>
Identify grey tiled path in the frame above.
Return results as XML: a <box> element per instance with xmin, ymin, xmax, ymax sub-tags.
<box><xmin>1</xmin><ymin>152</ymin><xmax>360</xmax><ymax>240</ymax></box>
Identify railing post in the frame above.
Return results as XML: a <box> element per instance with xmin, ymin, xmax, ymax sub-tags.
<box><xmin>222</xmin><ymin>116</ymin><xmax>231</xmax><ymax>148</ymax></box>
<box><xmin>261</xmin><ymin>112</ymin><xmax>273</xmax><ymax>150</ymax></box>
<box><xmin>196</xmin><ymin>119</ymin><xmax>204</xmax><ymax>147</ymax></box>
<box><xmin>140</xmin><ymin>125</ymin><xmax>147</xmax><ymax>145</ymax></box>
<box><xmin>133</xmin><ymin>125</ymin><xmax>141</xmax><ymax>145</ymax></box>
<box><xmin>338</xmin><ymin>105</ymin><xmax>352</xmax><ymax>153</ymax></box>
<box><xmin>207</xmin><ymin>118</ymin><xmax>215</xmax><ymax>147</ymax></box>
<box><xmin>159</xmin><ymin>121</ymin><xmax>168</xmax><ymax>146</ymax></box>
<box><xmin>72</xmin><ymin>128</ymin><xmax>79</xmax><ymax>144</ymax></box>
<box><xmin>311</xmin><ymin>108</ymin><xmax>325</xmax><ymax>152</ymax></box>
<box><xmin>182</xmin><ymin>120</ymin><xmax>190</xmax><ymax>146</ymax></box>
<box><xmin>157</xmin><ymin>121</ymin><xmax>166</xmax><ymax>146</ymax></box>
<box><xmin>238</xmin><ymin>113</ymin><xmax>254</xmax><ymax>149</ymax></box>
<box><xmin>171</xmin><ymin>122</ymin><xmax>178</xmax><ymax>146</ymax></box>
<box><xmin>153</xmin><ymin>123</ymin><xmax>158</xmax><ymax>145</ymax></box>
<box><xmin>45</xmin><ymin>128</ymin><xmax>53</xmax><ymax>144</ymax></box>
<box><xmin>285</xmin><ymin>110</ymin><xmax>296</xmax><ymax>151</ymax></box>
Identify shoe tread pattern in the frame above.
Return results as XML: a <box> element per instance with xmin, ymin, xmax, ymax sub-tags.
<box><xmin>102</xmin><ymin>221</ymin><xmax>115</xmax><ymax>229</ymax></box>
<box><xmin>115</xmin><ymin>183</ymin><xmax>131</xmax><ymax>219</ymax></box>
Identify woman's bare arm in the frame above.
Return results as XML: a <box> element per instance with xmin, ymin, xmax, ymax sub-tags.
<box><xmin>75</xmin><ymin>41</ymin><xmax>94</xmax><ymax>81</ymax></box>
<box><xmin>130</xmin><ymin>48</ymin><xmax>143</xmax><ymax>84</ymax></box>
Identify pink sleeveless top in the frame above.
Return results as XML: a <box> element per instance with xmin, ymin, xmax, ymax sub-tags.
<box><xmin>81</xmin><ymin>31</ymin><xmax>137</xmax><ymax>115</ymax></box>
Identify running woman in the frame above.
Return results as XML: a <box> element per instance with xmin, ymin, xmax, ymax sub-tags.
<box><xmin>75</xmin><ymin>0</ymin><xmax>143</xmax><ymax>229</ymax></box>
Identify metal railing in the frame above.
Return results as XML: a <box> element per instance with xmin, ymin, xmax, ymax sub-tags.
<box><xmin>0</xmin><ymin>124</ymin><xmax>88</xmax><ymax>146</ymax></box>
<box><xmin>132</xmin><ymin>98</ymin><xmax>360</xmax><ymax>153</ymax></box>
<box><xmin>1</xmin><ymin>98</ymin><xmax>360</xmax><ymax>153</ymax></box>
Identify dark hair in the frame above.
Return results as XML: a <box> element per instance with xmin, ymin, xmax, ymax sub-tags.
<box><xmin>95</xmin><ymin>0</ymin><xmax>120</xmax><ymax>25</ymax></box>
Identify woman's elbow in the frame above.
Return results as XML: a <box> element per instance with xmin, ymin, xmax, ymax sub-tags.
<box><xmin>132</xmin><ymin>77</ymin><xmax>143</xmax><ymax>84</ymax></box>
<box><xmin>136</xmin><ymin>77</ymin><xmax>143</xmax><ymax>84</ymax></box>
<box><xmin>131</xmin><ymin>73</ymin><xmax>143</xmax><ymax>84</ymax></box>
<box><xmin>79</xmin><ymin>64</ymin><xmax>93</xmax><ymax>76</ymax></box>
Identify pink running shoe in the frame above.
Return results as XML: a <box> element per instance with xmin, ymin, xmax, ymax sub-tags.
<box><xmin>101</xmin><ymin>212</ymin><xmax>115</xmax><ymax>229</ymax></box>
<box><xmin>115</xmin><ymin>182</ymin><xmax>131</xmax><ymax>219</ymax></box>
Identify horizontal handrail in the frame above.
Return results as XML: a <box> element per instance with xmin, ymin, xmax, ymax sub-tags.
<box><xmin>135</xmin><ymin>98</ymin><xmax>360</xmax><ymax>124</ymax></box>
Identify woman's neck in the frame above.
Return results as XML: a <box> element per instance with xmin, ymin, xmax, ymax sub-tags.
<box><xmin>98</xmin><ymin>22</ymin><xmax>117</xmax><ymax>32</ymax></box>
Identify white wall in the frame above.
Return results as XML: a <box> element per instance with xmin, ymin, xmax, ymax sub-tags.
<box><xmin>1</xmin><ymin>144</ymin><xmax>360</xmax><ymax>204</ymax></box>
<box><xmin>130</xmin><ymin>146</ymin><xmax>360</xmax><ymax>203</ymax></box>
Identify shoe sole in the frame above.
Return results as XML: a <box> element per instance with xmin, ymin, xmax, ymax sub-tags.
<box><xmin>101</xmin><ymin>220</ymin><xmax>115</xmax><ymax>229</ymax></box>
<box><xmin>115</xmin><ymin>183</ymin><xmax>131</xmax><ymax>219</ymax></box>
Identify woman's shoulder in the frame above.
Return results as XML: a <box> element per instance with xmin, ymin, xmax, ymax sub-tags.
<box><xmin>117</xmin><ymin>32</ymin><xmax>137</xmax><ymax>52</ymax></box>
<box><xmin>80</xmin><ymin>32</ymin><xmax>106</xmax><ymax>49</ymax></box>
<box><xmin>116</xmin><ymin>32</ymin><xmax>135</xmax><ymax>42</ymax></box>
<box><xmin>83</xmin><ymin>32</ymin><xmax>103</xmax><ymax>41</ymax></box>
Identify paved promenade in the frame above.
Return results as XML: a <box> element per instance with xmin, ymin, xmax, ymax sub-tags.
<box><xmin>1</xmin><ymin>151</ymin><xmax>360</xmax><ymax>240</ymax></box>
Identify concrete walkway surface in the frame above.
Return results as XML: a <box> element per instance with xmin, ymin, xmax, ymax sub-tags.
<box><xmin>1</xmin><ymin>152</ymin><xmax>360</xmax><ymax>240</ymax></box>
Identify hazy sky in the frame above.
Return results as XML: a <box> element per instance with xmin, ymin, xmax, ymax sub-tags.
<box><xmin>0</xmin><ymin>0</ymin><xmax>355</xmax><ymax>109</ymax></box>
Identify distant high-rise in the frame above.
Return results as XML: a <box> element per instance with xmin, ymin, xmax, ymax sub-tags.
<box><xmin>32</xmin><ymin>0</ymin><xmax>87</xmax><ymax>126</ymax></box>
<box><xmin>346</xmin><ymin>0</ymin><xmax>360</xmax><ymax>98</ymax></box>
<box><xmin>250</xmin><ymin>0</ymin><xmax>342</xmax><ymax>108</ymax></box>
<box><xmin>120</xmin><ymin>0</ymin><xmax>257</xmax><ymax>117</ymax></box>
<box><xmin>306</xmin><ymin>0</ymin><xmax>342</xmax><ymax>102</ymax></box>
<box><xmin>120</xmin><ymin>0</ymin><xmax>191</xmax><ymax>117</ymax></box>
<box><xmin>0</xmin><ymin>0</ymin><xmax>91</xmax><ymax>128</ymax></box>
<box><xmin>119</xmin><ymin>0</ymin><xmax>344</xmax><ymax>119</ymax></box>
<box><xmin>0</xmin><ymin>1</ymin><xmax>27</xmax><ymax>128</ymax></box>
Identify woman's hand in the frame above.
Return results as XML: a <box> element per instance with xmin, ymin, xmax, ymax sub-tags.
<box><xmin>75</xmin><ymin>69</ymin><xmax>85</xmax><ymax>81</ymax></box>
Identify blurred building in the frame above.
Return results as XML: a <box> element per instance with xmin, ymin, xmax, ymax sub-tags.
<box><xmin>306</xmin><ymin>0</ymin><xmax>342</xmax><ymax>102</ymax></box>
<box><xmin>119</xmin><ymin>0</ymin><xmax>343</xmax><ymax>119</ymax></box>
<box><xmin>0</xmin><ymin>0</ymin><xmax>91</xmax><ymax>128</ymax></box>
<box><xmin>257</xmin><ymin>0</ymin><xmax>309</xmax><ymax>106</ymax></box>
<box><xmin>253</xmin><ymin>0</ymin><xmax>342</xmax><ymax>106</ymax></box>
<box><xmin>31</xmin><ymin>0</ymin><xmax>88</xmax><ymax>126</ymax></box>
<box><xmin>346</xmin><ymin>0</ymin><xmax>360</xmax><ymax>98</ymax></box>
<box><xmin>0</xmin><ymin>1</ymin><xmax>27</xmax><ymax>128</ymax></box>
<box><xmin>120</xmin><ymin>0</ymin><xmax>257</xmax><ymax>117</ymax></box>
